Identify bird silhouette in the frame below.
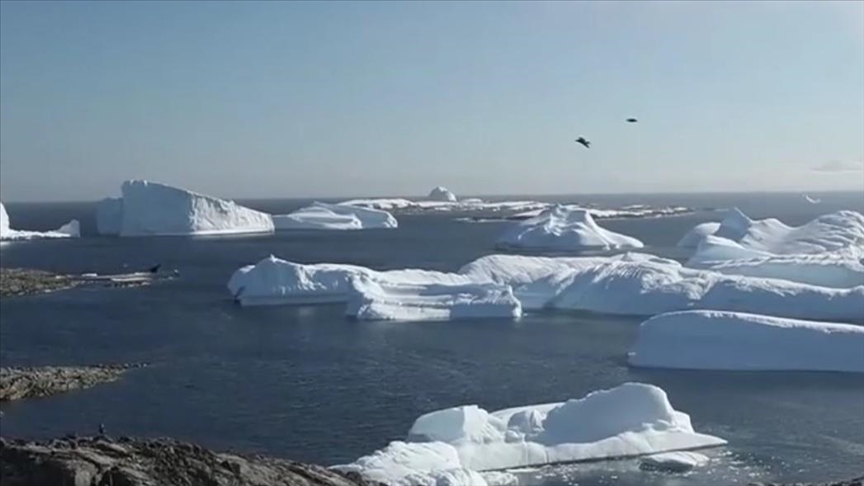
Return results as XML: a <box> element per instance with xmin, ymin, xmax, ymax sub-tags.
<box><xmin>626</xmin><ymin>118</ymin><xmax>638</xmax><ymax>123</ymax></box>
<box><xmin>575</xmin><ymin>137</ymin><xmax>591</xmax><ymax>149</ymax></box>
<box><xmin>148</xmin><ymin>264</ymin><xmax>161</xmax><ymax>274</ymax></box>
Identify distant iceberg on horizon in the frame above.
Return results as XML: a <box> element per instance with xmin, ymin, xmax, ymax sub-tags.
<box><xmin>497</xmin><ymin>205</ymin><xmax>644</xmax><ymax>251</ymax></box>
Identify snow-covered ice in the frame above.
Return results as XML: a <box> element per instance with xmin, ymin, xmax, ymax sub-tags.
<box><xmin>338</xmin><ymin>197</ymin><xmax>549</xmax><ymax>214</ymax></box>
<box><xmin>677</xmin><ymin>222</ymin><xmax>721</xmax><ymax>248</ymax></box>
<box><xmin>497</xmin><ymin>206</ymin><xmax>644</xmax><ymax>251</ymax></box>
<box><xmin>273</xmin><ymin>202</ymin><xmax>397</xmax><ymax>231</ymax></box>
<box><xmin>685</xmin><ymin>208</ymin><xmax>864</xmax><ymax>255</ymax></box>
<box><xmin>228</xmin><ymin>255</ymin><xmax>474</xmax><ymax>307</ymax></box>
<box><xmin>510</xmin><ymin>205</ymin><xmax>694</xmax><ymax>222</ymax></box>
<box><xmin>106</xmin><ymin>180</ymin><xmax>274</xmax><ymax>237</ymax></box>
<box><xmin>333</xmin><ymin>383</ymin><xmax>726</xmax><ymax>485</ymax></box>
<box><xmin>230</xmin><ymin>253</ymin><xmax>864</xmax><ymax>322</ymax></box>
<box><xmin>0</xmin><ymin>202</ymin><xmax>80</xmax><ymax>241</ymax></box>
<box><xmin>639</xmin><ymin>451</ymin><xmax>709</xmax><ymax>472</ymax></box>
<box><xmin>685</xmin><ymin>210</ymin><xmax>864</xmax><ymax>287</ymax></box>
<box><xmin>428</xmin><ymin>186</ymin><xmax>458</xmax><ymax>202</ymax></box>
<box><xmin>628</xmin><ymin>310</ymin><xmax>864</xmax><ymax>372</ymax></box>
<box><xmin>346</xmin><ymin>275</ymin><xmax>521</xmax><ymax>321</ymax></box>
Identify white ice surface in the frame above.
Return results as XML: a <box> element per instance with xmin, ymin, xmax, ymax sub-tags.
<box><xmin>338</xmin><ymin>198</ymin><xmax>548</xmax><ymax>214</ymax></box>
<box><xmin>273</xmin><ymin>202</ymin><xmax>397</xmax><ymax>231</ymax></box>
<box><xmin>0</xmin><ymin>202</ymin><xmax>80</xmax><ymax>241</ymax></box>
<box><xmin>640</xmin><ymin>451</ymin><xmax>709</xmax><ymax>472</ymax></box>
<box><xmin>230</xmin><ymin>253</ymin><xmax>864</xmax><ymax>322</ymax></box>
<box><xmin>628</xmin><ymin>310</ymin><xmax>864</xmax><ymax>372</ymax></box>
<box><xmin>428</xmin><ymin>186</ymin><xmax>458</xmax><ymax>202</ymax></box>
<box><xmin>346</xmin><ymin>275</ymin><xmax>521</xmax><ymax>321</ymax></box>
<box><xmin>677</xmin><ymin>222</ymin><xmax>721</xmax><ymax>248</ymax></box>
<box><xmin>333</xmin><ymin>383</ymin><xmax>725</xmax><ymax>486</ymax></box>
<box><xmin>686</xmin><ymin>210</ymin><xmax>864</xmax><ymax>287</ymax></box>
<box><xmin>497</xmin><ymin>206</ymin><xmax>644</xmax><ymax>251</ymax></box>
<box><xmin>116</xmin><ymin>180</ymin><xmax>274</xmax><ymax>236</ymax></box>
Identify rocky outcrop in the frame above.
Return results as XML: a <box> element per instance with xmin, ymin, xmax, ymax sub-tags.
<box><xmin>0</xmin><ymin>365</ymin><xmax>138</xmax><ymax>402</ymax></box>
<box><xmin>0</xmin><ymin>436</ymin><xmax>381</xmax><ymax>486</ymax></box>
<box><xmin>0</xmin><ymin>268</ymin><xmax>77</xmax><ymax>297</ymax></box>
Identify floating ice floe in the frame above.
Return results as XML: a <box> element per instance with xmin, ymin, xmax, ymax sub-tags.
<box><xmin>639</xmin><ymin>451</ymin><xmax>709</xmax><ymax>472</ymax></box>
<box><xmin>428</xmin><ymin>186</ymin><xmax>458</xmax><ymax>202</ymax></box>
<box><xmin>333</xmin><ymin>383</ymin><xmax>726</xmax><ymax>486</ymax></box>
<box><xmin>0</xmin><ymin>202</ymin><xmax>80</xmax><ymax>241</ymax></box>
<box><xmin>509</xmin><ymin>205</ymin><xmax>694</xmax><ymax>222</ymax></box>
<box><xmin>677</xmin><ymin>222</ymin><xmax>721</xmax><ymax>249</ymax></box>
<box><xmin>497</xmin><ymin>206</ymin><xmax>644</xmax><ymax>252</ymax></box>
<box><xmin>628</xmin><ymin>310</ymin><xmax>864</xmax><ymax>372</ymax></box>
<box><xmin>97</xmin><ymin>180</ymin><xmax>274</xmax><ymax>237</ymax></box>
<box><xmin>272</xmin><ymin>202</ymin><xmax>397</xmax><ymax>230</ymax></box>
<box><xmin>229</xmin><ymin>253</ymin><xmax>864</xmax><ymax>322</ymax></box>
<box><xmin>685</xmin><ymin>210</ymin><xmax>864</xmax><ymax>287</ymax></box>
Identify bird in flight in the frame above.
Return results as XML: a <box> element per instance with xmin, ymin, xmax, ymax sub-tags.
<box><xmin>575</xmin><ymin>137</ymin><xmax>591</xmax><ymax>149</ymax></box>
<box><xmin>626</xmin><ymin>118</ymin><xmax>638</xmax><ymax>123</ymax></box>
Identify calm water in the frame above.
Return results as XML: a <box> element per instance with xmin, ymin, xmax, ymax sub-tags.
<box><xmin>1</xmin><ymin>192</ymin><xmax>862</xmax><ymax>485</ymax></box>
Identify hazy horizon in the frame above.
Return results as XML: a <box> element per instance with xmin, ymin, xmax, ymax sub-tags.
<box><xmin>2</xmin><ymin>1</ymin><xmax>863</xmax><ymax>202</ymax></box>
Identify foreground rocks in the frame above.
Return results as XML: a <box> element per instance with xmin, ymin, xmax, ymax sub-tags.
<box><xmin>0</xmin><ymin>365</ymin><xmax>139</xmax><ymax>402</ymax></box>
<box><xmin>0</xmin><ymin>268</ymin><xmax>77</xmax><ymax>297</ymax></box>
<box><xmin>0</xmin><ymin>436</ymin><xmax>381</xmax><ymax>486</ymax></box>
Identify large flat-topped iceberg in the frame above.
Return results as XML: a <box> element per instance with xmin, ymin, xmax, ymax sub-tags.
<box><xmin>0</xmin><ymin>202</ymin><xmax>80</xmax><ymax>241</ymax></box>
<box><xmin>273</xmin><ymin>202</ymin><xmax>397</xmax><ymax>231</ymax></box>
<box><xmin>497</xmin><ymin>206</ymin><xmax>644</xmax><ymax>251</ymax></box>
<box><xmin>346</xmin><ymin>276</ymin><xmax>521</xmax><ymax>321</ymax></box>
<box><xmin>334</xmin><ymin>383</ymin><xmax>725</xmax><ymax>485</ymax></box>
<box><xmin>104</xmin><ymin>180</ymin><xmax>274</xmax><ymax>237</ymax></box>
<box><xmin>629</xmin><ymin>310</ymin><xmax>864</xmax><ymax>372</ymax></box>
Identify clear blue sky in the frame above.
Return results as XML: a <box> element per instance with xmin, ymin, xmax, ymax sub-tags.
<box><xmin>1</xmin><ymin>0</ymin><xmax>862</xmax><ymax>202</ymax></box>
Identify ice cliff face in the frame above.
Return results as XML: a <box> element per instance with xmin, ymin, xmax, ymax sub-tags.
<box><xmin>96</xmin><ymin>180</ymin><xmax>274</xmax><ymax>237</ymax></box>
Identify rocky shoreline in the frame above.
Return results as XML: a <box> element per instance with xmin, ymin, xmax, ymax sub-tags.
<box><xmin>0</xmin><ymin>365</ymin><xmax>140</xmax><ymax>402</ymax></box>
<box><xmin>0</xmin><ymin>436</ymin><xmax>382</xmax><ymax>486</ymax></box>
<box><xmin>0</xmin><ymin>267</ymin><xmax>167</xmax><ymax>298</ymax></box>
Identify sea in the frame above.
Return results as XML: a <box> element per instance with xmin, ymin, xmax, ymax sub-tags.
<box><xmin>1</xmin><ymin>191</ymin><xmax>863</xmax><ymax>486</ymax></box>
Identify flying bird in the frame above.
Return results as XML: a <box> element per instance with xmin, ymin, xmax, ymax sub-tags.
<box><xmin>804</xmin><ymin>195</ymin><xmax>821</xmax><ymax>204</ymax></box>
<box><xmin>626</xmin><ymin>118</ymin><xmax>638</xmax><ymax>123</ymax></box>
<box><xmin>575</xmin><ymin>137</ymin><xmax>591</xmax><ymax>149</ymax></box>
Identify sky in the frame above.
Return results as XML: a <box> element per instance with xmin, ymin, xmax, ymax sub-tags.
<box><xmin>1</xmin><ymin>0</ymin><xmax>862</xmax><ymax>202</ymax></box>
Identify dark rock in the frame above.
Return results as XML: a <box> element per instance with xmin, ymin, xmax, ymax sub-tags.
<box><xmin>0</xmin><ymin>365</ymin><xmax>141</xmax><ymax>402</ymax></box>
<box><xmin>0</xmin><ymin>436</ymin><xmax>385</xmax><ymax>486</ymax></box>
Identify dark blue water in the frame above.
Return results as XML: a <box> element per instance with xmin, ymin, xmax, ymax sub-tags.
<box><xmin>1</xmin><ymin>192</ymin><xmax>862</xmax><ymax>485</ymax></box>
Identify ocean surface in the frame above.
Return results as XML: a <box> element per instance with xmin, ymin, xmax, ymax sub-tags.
<box><xmin>1</xmin><ymin>191</ymin><xmax>863</xmax><ymax>486</ymax></box>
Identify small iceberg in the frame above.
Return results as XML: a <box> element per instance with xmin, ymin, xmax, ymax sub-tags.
<box><xmin>428</xmin><ymin>186</ymin><xmax>458</xmax><ymax>202</ymax></box>
<box><xmin>639</xmin><ymin>451</ymin><xmax>709</xmax><ymax>472</ymax></box>
<box><xmin>346</xmin><ymin>275</ymin><xmax>521</xmax><ymax>321</ymax></box>
<box><xmin>677</xmin><ymin>222</ymin><xmax>721</xmax><ymax>248</ymax></box>
<box><xmin>0</xmin><ymin>202</ymin><xmax>80</xmax><ymax>241</ymax></box>
<box><xmin>628</xmin><ymin>310</ymin><xmax>864</xmax><ymax>372</ymax></box>
<box><xmin>273</xmin><ymin>202</ymin><xmax>397</xmax><ymax>231</ymax></box>
<box><xmin>96</xmin><ymin>180</ymin><xmax>274</xmax><ymax>237</ymax></box>
<box><xmin>333</xmin><ymin>383</ymin><xmax>726</xmax><ymax>486</ymax></box>
<box><xmin>497</xmin><ymin>206</ymin><xmax>644</xmax><ymax>251</ymax></box>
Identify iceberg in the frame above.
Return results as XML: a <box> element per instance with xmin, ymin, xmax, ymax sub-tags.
<box><xmin>628</xmin><ymin>310</ymin><xmax>864</xmax><ymax>372</ymax></box>
<box><xmin>685</xmin><ymin>208</ymin><xmax>864</xmax><ymax>255</ymax></box>
<box><xmin>428</xmin><ymin>186</ymin><xmax>458</xmax><ymax>202</ymax></box>
<box><xmin>230</xmin><ymin>253</ymin><xmax>864</xmax><ymax>322</ymax></box>
<box><xmin>0</xmin><ymin>202</ymin><xmax>80</xmax><ymax>241</ymax></box>
<box><xmin>346</xmin><ymin>275</ymin><xmax>521</xmax><ymax>321</ymax></box>
<box><xmin>273</xmin><ymin>202</ymin><xmax>397</xmax><ymax>231</ymax></box>
<box><xmin>639</xmin><ymin>451</ymin><xmax>709</xmax><ymax>472</ymax></box>
<box><xmin>228</xmin><ymin>255</ymin><xmax>473</xmax><ymax>307</ymax></box>
<box><xmin>685</xmin><ymin>210</ymin><xmax>864</xmax><ymax>287</ymax></box>
<box><xmin>677</xmin><ymin>222</ymin><xmax>721</xmax><ymax>248</ymax></box>
<box><xmin>96</xmin><ymin>197</ymin><xmax>124</xmax><ymax>236</ymax></box>
<box><xmin>103</xmin><ymin>180</ymin><xmax>274</xmax><ymax>237</ymax></box>
<box><xmin>497</xmin><ymin>206</ymin><xmax>644</xmax><ymax>251</ymax></box>
<box><xmin>334</xmin><ymin>383</ymin><xmax>726</xmax><ymax>486</ymax></box>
